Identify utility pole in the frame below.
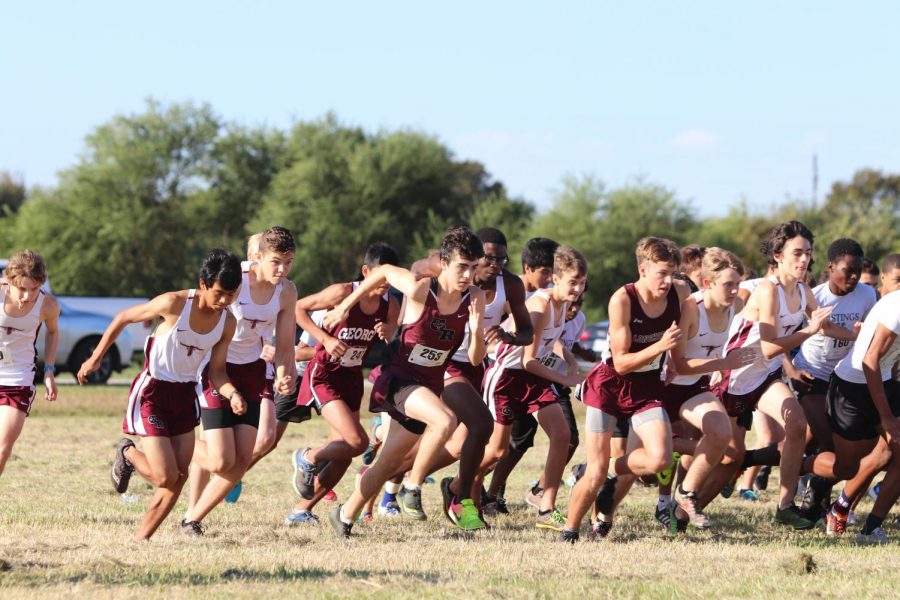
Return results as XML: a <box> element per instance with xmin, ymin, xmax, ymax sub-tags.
<box><xmin>812</xmin><ymin>153</ymin><xmax>819</xmax><ymax>205</ymax></box>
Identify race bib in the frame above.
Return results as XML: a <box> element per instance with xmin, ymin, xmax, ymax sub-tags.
<box><xmin>340</xmin><ymin>347</ymin><xmax>366</xmax><ymax>368</ymax></box>
<box><xmin>634</xmin><ymin>353</ymin><xmax>663</xmax><ymax>373</ymax></box>
<box><xmin>409</xmin><ymin>344</ymin><xmax>448</xmax><ymax>367</ymax></box>
<box><xmin>0</xmin><ymin>343</ymin><xmax>13</xmax><ymax>368</ymax></box>
<box><xmin>539</xmin><ymin>354</ymin><xmax>561</xmax><ymax>371</ymax></box>
<box><xmin>823</xmin><ymin>337</ymin><xmax>852</xmax><ymax>360</ymax></box>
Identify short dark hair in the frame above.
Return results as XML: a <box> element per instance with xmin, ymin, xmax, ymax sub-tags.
<box><xmin>440</xmin><ymin>227</ymin><xmax>484</xmax><ymax>263</ymax></box>
<box><xmin>200</xmin><ymin>248</ymin><xmax>242</xmax><ymax>291</ymax></box>
<box><xmin>863</xmin><ymin>258</ymin><xmax>880</xmax><ymax>276</ymax></box>
<box><xmin>764</xmin><ymin>220</ymin><xmax>814</xmax><ymax>263</ymax></box>
<box><xmin>827</xmin><ymin>238</ymin><xmax>864</xmax><ymax>263</ymax></box>
<box><xmin>259</xmin><ymin>226</ymin><xmax>296</xmax><ymax>255</ymax></box>
<box><xmin>364</xmin><ymin>242</ymin><xmax>400</xmax><ymax>268</ymax></box>
<box><xmin>680</xmin><ymin>244</ymin><xmax>706</xmax><ymax>274</ymax></box>
<box><xmin>521</xmin><ymin>237</ymin><xmax>559</xmax><ymax>271</ymax></box>
<box><xmin>882</xmin><ymin>254</ymin><xmax>900</xmax><ymax>273</ymax></box>
<box><xmin>475</xmin><ymin>227</ymin><xmax>508</xmax><ymax>247</ymax></box>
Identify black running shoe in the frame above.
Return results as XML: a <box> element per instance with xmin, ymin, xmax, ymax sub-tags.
<box><xmin>591</xmin><ymin>518</ymin><xmax>613</xmax><ymax>539</ymax></box>
<box><xmin>328</xmin><ymin>506</ymin><xmax>353</xmax><ymax>538</ymax></box>
<box><xmin>594</xmin><ymin>475</ymin><xmax>618</xmax><ymax>516</ymax></box>
<box><xmin>440</xmin><ymin>477</ymin><xmax>457</xmax><ymax>525</ymax></box>
<box><xmin>111</xmin><ymin>438</ymin><xmax>135</xmax><ymax>494</ymax></box>
<box><xmin>560</xmin><ymin>528</ymin><xmax>580</xmax><ymax>544</ymax></box>
<box><xmin>180</xmin><ymin>519</ymin><xmax>204</xmax><ymax>537</ymax></box>
<box><xmin>799</xmin><ymin>476</ymin><xmax>833</xmax><ymax>522</ymax></box>
<box><xmin>754</xmin><ymin>465</ymin><xmax>771</xmax><ymax>491</ymax></box>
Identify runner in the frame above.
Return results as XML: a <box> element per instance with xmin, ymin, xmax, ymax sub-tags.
<box><xmin>287</xmin><ymin>242</ymin><xmax>401</xmax><ymax>523</ymax></box>
<box><xmin>0</xmin><ymin>251</ymin><xmax>60</xmax><ymax>478</ymax></box>
<box><xmin>562</xmin><ymin>237</ymin><xmax>689</xmax><ymax>542</ymax></box>
<box><xmin>481</xmin><ymin>246</ymin><xmax>587</xmax><ymax>530</ymax></box>
<box><xmin>78</xmin><ymin>249</ymin><xmax>243</xmax><ymax>540</ymax></box>
<box><xmin>326</xmin><ymin>227</ymin><xmax>487</xmax><ymax>536</ymax></box>
<box><xmin>182</xmin><ymin>228</ymin><xmax>297</xmax><ymax>533</ymax></box>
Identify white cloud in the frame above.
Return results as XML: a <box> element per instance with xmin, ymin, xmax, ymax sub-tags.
<box><xmin>671</xmin><ymin>129</ymin><xmax>717</xmax><ymax>149</ymax></box>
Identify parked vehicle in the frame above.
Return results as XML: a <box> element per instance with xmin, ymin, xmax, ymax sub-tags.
<box><xmin>580</xmin><ymin>320</ymin><xmax>609</xmax><ymax>358</ymax></box>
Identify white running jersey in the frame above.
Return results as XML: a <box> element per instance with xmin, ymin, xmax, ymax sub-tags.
<box><xmin>545</xmin><ymin>310</ymin><xmax>586</xmax><ymax>374</ymax></box>
<box><xmin>739</xmin><ymin>278</ymin><xmax>763</xmax><ymax>294</ymax></box>
<box><xmin>835</xmin><ymin>291</ymin><xmax>900</xmax><ymax>384</ymax></box>
<box><xmin>672</xmin><ymin>291</ymin><xmax>734</xmax><ymax>386</ymax></box>
<box><xmin>148</xmin><ymin>290</ymin><xmax>227</xmax><ymax>383</ymax></box>
<box><xmin>452</xmin><ymin>274</ymin><xmax>507</xmax><ymax>362</ymax></box>
<box><xmin>794</xmin><ymin>282</ymin><xmax>877</xmax><ymax>381</ymax></box>
<box><xmin>297</xmin><ymin>309</ymin><xmax>326</xmax><ymax>377</ymax></box>
<box><xmin>723</xmin><ymin>276</ymin><xmax>807</xmax><ymax>395</ymax></box>
<box><xmin>493</xmin><ymin>289</ymin><xmax>566</xmax><ymax>371</ymax></box>
<box><xmin>227</xmin><ymin>264</ymin><xmax>282</xmax><ymax>365</ymax></box>
<box><xmin>0</xmin><ymin>284</ymin><xmax>45</xmax><ymax>386</ymax></box>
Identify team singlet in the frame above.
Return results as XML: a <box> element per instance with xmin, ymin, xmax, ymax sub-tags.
<box><xmin>226</xmin><ymin>263</ymin><xmax>282</xmax><ymax>365</ymax></box>
<box><xmin>0</xmin><ymin>284</ymin><xmax>45</xmax><ymax>387</ymax></box>
<box><xmin>671</xmin><ymin>291</ymin><xmax>734</xmax><ymax>386</ymax></box>
<box><xmin>311</xmin><ymin>282</ymin><xmax>390</xmax><ymax>371</ymax></box>
<box><xmin>451</xmin><ymin>273</ymin><xmax>507</xmax><ymax>363</ymax></box>
<box><xmin>493</xmin><ymin>289</ymin><xmax>567</xmax><ymax>371</ymax></box>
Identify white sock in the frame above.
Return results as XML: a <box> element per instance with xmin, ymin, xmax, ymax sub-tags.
<box><xmin>607</xmin><ymin>460</ymin><xmax>618</xmax><ymax>478</ymax></box>
<box><xmin>339</xmin><ymin>506</ymin><xmax>353</xmax><ymax>525</ymax></box>
<box><xmin>657</xmin><ymin>495</ymin><xmax>672</xmax><ymax>511</ymax></box>
<box><xmin>403</xmin><ymin>481</ymin><xmax>421</xmax><ymax>492</ymax></box>
<box><xmin>385</xmin><ymin>481</ymin><xmax>402</xmax><ymax>495</ymax></box>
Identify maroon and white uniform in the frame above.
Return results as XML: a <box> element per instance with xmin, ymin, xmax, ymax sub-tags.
<box><xmin>483</xmin><ymin>289</ymin><xmax>566</xmax><ymax>425</ymax></box>
<box><xmin>199</xmin><ymin>264</ymin><xmax>281</xmax><ymax>410</ymax></box>
<box><xmin>126</xmin><ymin>290</ymin><xmax>226</xmax><ymax>437</ymax></box>
<box><xmin>297</xmin><ymin>283</ymin><xmax>390</xmax><ymax>413</ymax></box>
<box><xmin>0</xmin><ymin>284</ymin><xmax>44</xmax><ymax>416</ymax></box>
<box><xmin>583</xmin><ymin>283</ymin><xmax>681</xmax><ymax>420</ymax></box>
<box><xmin>664</xmin><ymin>291</ymin><xmax>733</xmax><ymax>421</ymax></box>
<box><xmin>715</xmin><ymin>276</ymin><xmax>806</xmax><ymax>420</ymax></box>
<box><xmin>445</xmin><ymin>273</ymin><xmax>507</xmax><ymax>390</ymax></box>
<box><xmin>370</xmin><ymin>278</ymin><xmax>470</xmax><ymax>433</ymax></box>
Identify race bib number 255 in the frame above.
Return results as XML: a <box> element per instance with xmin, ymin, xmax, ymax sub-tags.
<box><xmin>409</xmin><ymin>344</ymin><xmax>448</xmax><ymax>367</ymax></box>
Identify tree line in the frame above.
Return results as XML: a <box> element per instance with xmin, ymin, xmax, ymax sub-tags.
<box><xmin>2</xmin><ymin>100</ymin><xmax>898</xmax><ymax>321</ymax></box>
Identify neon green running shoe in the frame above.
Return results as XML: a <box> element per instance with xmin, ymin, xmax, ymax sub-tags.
<box><xmin>456</xmin><ymin>499</ymin><xmax>487</xmax><ymax>531</ymax></box>
<box><xmin>657</xmin><ymin>451</ymin><xmax>682</xmax><ymax>486</ymax></box>
<box><xmin>535</xmin><ymin>508</ymin><xmax>566</xmax><ymax>531</ymax></box>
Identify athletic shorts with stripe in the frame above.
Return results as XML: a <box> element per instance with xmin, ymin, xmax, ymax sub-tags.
<box><xmin>124</xmin><ymin>370</ymin><xmax>199</xmax><ymax>437</ymax></box>
<box><xmin>0</xmin><ymin>385</ymin><xmax>36</xmax><ymax>416</ymax></box>
<box><xmin>483</xmin><ymin>366</ymin><xmax>557</xmax><ymax>426</ymax></box>
<box><xmin>296</xmin><ymin>361</ymin><xmax>364</xmax><ymax>413</ymax></box>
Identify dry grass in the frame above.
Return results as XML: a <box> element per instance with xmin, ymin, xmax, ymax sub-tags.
<box><xmin>2</xmin><ymin>385</ymin><xmax>900</xmax><ymax>599</ymax></box>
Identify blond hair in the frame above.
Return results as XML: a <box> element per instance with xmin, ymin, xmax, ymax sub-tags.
<box><xmin>247</xmin><ymin>233</ymin><xmax>262</xmax><ymax>260</ymax></box>
<box><xmin>554</xmin><ymin>246</ymin><xmax>587</xmax><ymax>276</ymax></box>
<box><xmin>635</xmin><ymin>237</ymin><xmax>680</xmax><ymax>267</ymax></box>
<box><xmin>700</xmin><ymin>247</ymin><xmax>744</xmax><ymax>281</ymax></box>
<box><xmin>5</xmin><ymin>250</ymin><xmax>48</xmax><ymax>285</ymax></box>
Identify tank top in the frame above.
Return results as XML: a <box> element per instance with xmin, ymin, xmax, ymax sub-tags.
<box><xmin>672</xmin><ymin>291</ymin><xmax>734</xmax><ymax>386</ymax></box>
<box><xmin>390</xmin><ymin>278</ymin><xmax>471</xmax><ymax>390</ymax></box>
<box><xmin>147</xmin><ymin>290</ymin><xmax>227</xmax><ymax>383</ymax></box>
<box><xmin>311</xmin><ymin>282</ymin><xmax>390</xmax><ymax>372</ymax></box>
<box><xmin>227</xmin><ymin>263</ymin><xmax>283</xmax><ymax>365</ymax></box>
<box><xmin>794</xmin><ymin>281</ymin><xmax>877</xmax><ymax>382</ymax></box>
<box><xmin>451</xmin><ymin>273</ymin><xmax>506</xmax><ymax>363</ymax></box>
<box><xmin>723</xmin><ymin>275</ymin><xmax>807</xmax><ymax>394</ymax></box>
<box><xmin>604</xmin><ymin>283</ymin><xmax>681</xmax><ymax>381</ymax></box>
<box><xmin>493</xmin><ymin>289</ymin><xmax>567</xmax><ymax>371</ymax></box>
<box><xmin>0</xmin><ymin>284</ymin><xmax>45</xmax><ymax>386</ymax></box>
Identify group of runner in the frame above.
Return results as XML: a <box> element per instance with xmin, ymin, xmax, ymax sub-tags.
<box><xmin>2</xmin><ymin>220</ymin><xmax>899</xmax><ymax>543</ymax></box>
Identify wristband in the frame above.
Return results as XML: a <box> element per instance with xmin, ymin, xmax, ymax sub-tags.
<box><xmin>43</xmin><ymin>365</ymin><xmax>56</xmax><ymax>374</ymax></box>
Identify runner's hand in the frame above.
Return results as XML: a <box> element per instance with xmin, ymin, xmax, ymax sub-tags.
<box><xmin>259</xmin><ymin>344</ymin><xmax>275</xmax><ymax>362</ymax></box>
<box><xmin>230</xmin><ymin>391</ymin><xmax>247</xmax><ymax>416</ymax></box>
<box><xmin>76</xmin><ymin>357</ymin><xmax>100</xmax><ymax>385</ymax></box>
<box><xmin>44</xmin><ymin>373</ymin><xmax>58</xmax><ymax>402</ymax></box>
<box><xmin>882</xmin><ymin>415</ymin><xmax>900</xmax><ymax>449</ymax></box>
<box><xmin>807</xmin><ymin>306</ymin><xmax>833</xmax><ymax>333</ymax></box>
<box><xmin>658</xmin><ymin>321</ymin><xmax>682</xmax><ymax>352</ymax></box>
<box><xmin>275</xmin><ymin>374</ymin><xmax>294</xmax><ymax>396</ymax></box>
<box><xmin>724</xmin><ymin>347</ymin><xmax>759</xmax><ymax>370</ymax></box>
<box><xmin>323</xmin><ymin>336</ymin><xmax>347</xmax><ymax>360</ymax></box>
<box><xmin>323</xmin><ymin>305</ymin><xmax>349</xmax><ymax>330</ymax></box>
<box><xmin>483</xmin><ymin>325</ymin><xmax>510</xmax><ymax>346</ymax></box>
<box><xmin>374</xmin><ymin>320</ymin><xmax>396</xmax><ymax>342</ymax></box>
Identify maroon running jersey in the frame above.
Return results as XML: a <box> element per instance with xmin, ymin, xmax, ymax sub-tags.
<box><xmin>605</xmin><ymin>283</ymin><xmax>681</xmax><ymax>382</ymax></box>
<box><xmin>311</xmin><ymin>283</ymin><xmax>390</xmax><ymax>372</ymax></box>
<box><xmin>390</xmin><ymin>278</ymin><xmax>471</xmax><ymax>391</ymax></box>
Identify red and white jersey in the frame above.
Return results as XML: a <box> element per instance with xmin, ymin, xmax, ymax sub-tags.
<box><xmin>493</xmin><ymin>290</ymin><xmax>567</xmax><ymax>371</ymax></box>
<box><xmin>227</xmin><ymin>263</ymin><xmax>282</xmax><ymax>365</ymax></box>
<box><xmin>672</xmin><ymin>291</ymin><xmax>734</xmax><ymax>386</ymax></box>
<box><xmin>146</xmin><ymin>290</ymin><xmax>227</xmax><ymax>383</ymax></box>
<box><xmin>451</xmin><ymin>273</ymin><xmax>507</xmax><ymax>363</ymax></box>
<box><xmin>0</xmin><ymin>284</ymin><xmax>45</xmax><ymax>386</ymax></box>
<box><xmin>310</xmin><ymin>282</ymin><xmax>389</xmax><ymax>371</ymax></box>
<box><xmin>722</xmin><ymin>276</ymin><xmax>806</xmax><ymax>395</ymax></box>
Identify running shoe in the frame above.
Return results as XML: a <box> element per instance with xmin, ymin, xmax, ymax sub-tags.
<box><xmin>328</xmin><ymin>506</ymin><xmax>352</xmax><ymax>538</ymax></box>
<box><xmin>525</xmin><ymin>486</ymin><xmax>544</xmax><ymax>510</ymax></box>
<box><xmin>180</xmin><ymin>519</ymin><xmax>204</xmax><ymax>537</ymax></box>
<box><xmin>591</xmin><ymin>518</ymin><xmax>613</xmax><ymax>539</ymax></box>
<box><xmin>535</xmin><ymin>509</ymin><xmax>566</xmax><ymax>531</ymax></box>
<box><xmin>362</xmin><ymin>415</ymin><xmax>383</xmax><ymax>465</ymax></box>
<box><xmin>359</xmin><ymin>512</ymin><xmax>373</xmax><ymax>523</ymax></box>
<box><xmin>858</xmin><ymin>527</ymin><xmax>889</xmax><ymax>544</ymax></box>
<box><xmin>284</xmin><ymin>509</ymin><xmax>319</xmax><ymax>526</ymax></box>
<box><xmin>292</xmin><ymin>448</ymin><xmax>318</xmax><ymax>500</ymax></box>
<box><xmin>323</xmin><ymin>489</ymin><xmax>337</xmax><ymax>502</ymax></box>
<box><xmin>799</xmin><ymin>476</ymin><xmax>832</xmax><ymax>523</ymax></box>
<box><xmin>674</xmin><ymin>487</ymin><xmax>710</xmax><ymax>529</ymax></box>
<box><xmin>377</xmin><ymin>501</ymin><xmax>401</xmax><ymax>518</ymax></box>
<box><xmin>775</xmin><ymin>505</ymin><xmax>816</xmax><ymax>530</ymax></box>
<box><xmin>456</xmin><ymin>499</ymin><xmax>487</xmax><ymax>531</ymax></box>
<box><xmin>398</xmin><ymin>486</ymin><xmax>427</xmax><ymax>521</ymax></box>
<box><xmin>720</xmin><ymin>481</ymin><xmax>735</xmax><ymax>499</ymax></box>
<box><xmin>847</xmin><ymin>510</ymin><xmax>858</xmax><ymax>526</ymax></box>
<box><xmin>655</xmin><ymin>505</ymin><xmax>672</xmax><ymax>529</ymax></box>
<box><xmin>594</xmin><ymin>475</ymin><xmax>618</xmax><ymax>516</ymax></box>
<box><xmin>111</xmin><ymin>438</ymin><xmax>135</xmax><ymax>494</ymax></box>
<box><xmin>567</xmin><ymin>463</ymin><xmax>586</xmax><ymax>488</ymax></box>
<box><xmin>754</xmin><ymin>465</ymin><xmax>771</xmax><ymax>491</ymax></box>
<box><xmin>657</xmin><ymin>452</ymin><xmax>681</xmax><ymax>486</ymax></box>
<box><xmin>738</xmin><ymin>488</ymin><xmax>759</xmax><ymax>501</ymax></box>
<box><xmin>825</xmin><ymin>510</ymin><xmax>847</xmax><ymax>536</ymax></box>
<box><xmin>440</xmin><ymin>477</ymin><xmax>458</xmax><ymax>525</ymax></box>
<box><xmin>868</xmin><ymin>482</ymin><xmax>882</xmax><ymax>500</ymax></box>
<box><xmin>224</xmin><ymin>480</ymin><xmax>243</xmax><ymax>504</ymax></box>
<box><xmin>560</xmin><ymin>528</ymin><xmax>580</xmax><ymax>544</ymax></box>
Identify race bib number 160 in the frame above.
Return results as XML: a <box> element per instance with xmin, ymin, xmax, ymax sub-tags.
<box><xmin>409</xmin><ymin>344</ymin><xmax>448</xmax><ymax>367</ymax></box>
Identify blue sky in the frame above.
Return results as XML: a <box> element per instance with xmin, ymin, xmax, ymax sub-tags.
<box><xmin>3</xmin><ymin>1</ymin><xmax>899</xmax><ymax>216</ymax></box>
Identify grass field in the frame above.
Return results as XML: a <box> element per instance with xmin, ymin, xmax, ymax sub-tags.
<box><xmin>2</xmin><ymin>385</ymin><xmax>900</xmax><ymax>599</ymax></box>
